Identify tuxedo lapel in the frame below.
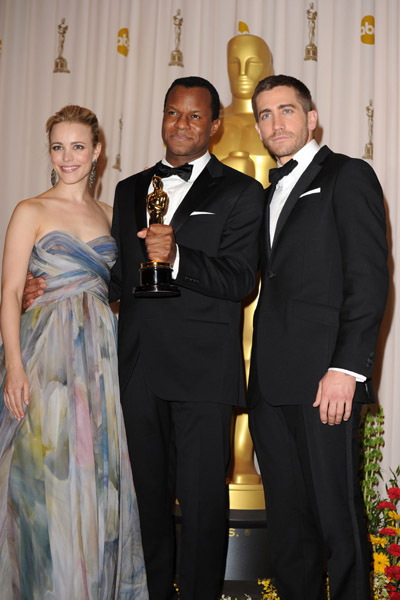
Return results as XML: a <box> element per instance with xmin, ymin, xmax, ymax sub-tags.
<box><xmin>264</xmin><ymin>185</ymin><xmax>275</xmax><ymax>259</ymax></box>
<box><xmin>135</xmin><ymin>169</ymin><xmax>154</xmax><ymax>260</ymax></box>
<box><xmin>169</xmin><ymin>156</ymin><xmax>220</xmax><ymax>233</ymax></box>
<box><xmin>271</xmin><ymin>146</ymin><xmax>331</xmax><ymax>252</ymax></box>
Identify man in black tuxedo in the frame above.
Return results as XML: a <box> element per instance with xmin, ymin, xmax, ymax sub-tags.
<box><xmin>109</xmin><ymin>77</ymin><xmax>264</xmax><ymax>600</ymax></box>
<box><xmin>248</xmin><ymin>75</ymin><xmax>388</xmax><ymax>599</ymax></box>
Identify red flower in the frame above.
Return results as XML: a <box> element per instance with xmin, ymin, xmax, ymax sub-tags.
<box><xmin>378</xmin><ymin>500</ymin><xmax>397</xmax><ymax>510</ymax></box>
<box><xmin>388</xmin><ymin>487</ymin><xmax>400</xmax><ymax>500</ymax></box>
<box><xmin>389</xmin><ymin>592</ymin><xmax>400</xmax><ymax>600</ymax></box>
<box><xmin>380</xmin><ymin>527</ymin><xmax>397</xmax><ymax>536</ymax></box>
<box><xmin>388</xmin><ymin>584</ymin><xmax>397</xmax><ymax>591</ymax></box>
<box><xmin>386</xmin><ymin>564</ymin><xmax>400</xmax><ymax>580</ymax></box>
<box><xmin>389</xmin><ymin>543</ymin><xmax>400</xmax><ymax>557</ymax></box>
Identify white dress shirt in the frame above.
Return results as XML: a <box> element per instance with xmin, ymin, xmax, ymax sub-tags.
<box><xmin>146</xmin><ymin>151</ymin><xmax>211</xmax><ymax>275</ymax></box>
<box><xmin>269</xmin><ymin>139</ymin><xmax>365</xmax><ymax>383</ymax></box>
<box><xmin>269</xmin><ymin>139</ymin><xmax>319</xmax><ymax>244</ymax></box>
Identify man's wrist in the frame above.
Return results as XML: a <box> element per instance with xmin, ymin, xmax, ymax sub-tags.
<box><xmin>328</xmin><ymin>367</ymin><xmax>366</xmax><ymax>383</ymax></box>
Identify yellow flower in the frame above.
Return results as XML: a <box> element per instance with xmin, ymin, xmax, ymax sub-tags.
<box><xmin>372</xmin><ymin>552</ymin><xmax>390</xmax><ymax>573</ymax></box>
<box><xmin>369</xmin><ymin>534</ymin><xmax>388</xmax><ymax>548</ymax></box>
<box><xmin>389</xmin><ymin>510</ymin><xmax>400</xmax><ymax>520</ymax></box>
<box><xmin>258</xmin><ymin>578</ymin><xmax>280</xmax><ymax>599</ymax></box>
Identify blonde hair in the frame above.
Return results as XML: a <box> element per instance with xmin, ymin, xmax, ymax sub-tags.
<box><xmin>46</xmin><ymin>105</ymin><xmax>100</xmax><ymax>149</ymax></box>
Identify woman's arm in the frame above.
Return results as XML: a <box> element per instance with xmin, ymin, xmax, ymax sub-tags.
<box><xmin>1</xmin><ymin>201</ymin><xmax>39</xmax><ymax>419</ymax></box>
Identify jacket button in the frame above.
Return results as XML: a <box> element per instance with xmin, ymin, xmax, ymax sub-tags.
<box><xmin>267</xmin><ymin>271</ymin><xmax>276</xmax><ymax>279</ymax></box>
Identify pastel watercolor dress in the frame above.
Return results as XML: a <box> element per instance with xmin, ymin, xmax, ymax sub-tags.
<box><xmin>0</xmin><ymin>231</ymin><xmax>148</xmax><ymax>600</ymax></box>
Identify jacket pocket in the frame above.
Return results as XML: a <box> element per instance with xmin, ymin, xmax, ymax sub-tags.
<box><xmin>291</xmin><ymin>298</ymin><xmax>339</xmax><ymax>327</ymax></box>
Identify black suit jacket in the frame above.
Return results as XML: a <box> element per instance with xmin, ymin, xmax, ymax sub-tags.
<box><xmin>249</xmin><ymin>145</ymin><xmax>388</xmax><ymax>407</ymax></box>
<box><xmin>110</xmin><ymin>154</ymin><xmax>265</xmax><ymax>406</ymax></box>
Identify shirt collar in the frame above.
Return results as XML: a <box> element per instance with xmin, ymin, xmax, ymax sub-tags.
<box><xmin>161</xmin><ymin>151</ymin><xmax>211</xmax><ymax>182</ymax></box>
<box><xmin>277</xmin><ymin>139</ymin><xmax>320</xmax><ymax>183</ymax></box>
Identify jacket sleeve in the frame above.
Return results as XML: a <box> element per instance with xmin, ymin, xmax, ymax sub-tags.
<box><xmin>329</xmin><ymin>158</ymin><xmax>388</xmax><ymax>377</ymax></box>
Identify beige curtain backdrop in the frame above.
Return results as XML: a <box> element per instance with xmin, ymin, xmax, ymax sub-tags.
<box><xmin>0</xmin><ymin>0</ymin><xmax>399</xmax><ymax>475</ymax></box>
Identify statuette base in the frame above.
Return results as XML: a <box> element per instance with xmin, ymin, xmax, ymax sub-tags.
<box><xmin>169</xmin><ymin>49</ymin><xmax>183</xmax><ymax>67</ymax></box>
<box><xmin>134</xmin><ymin>261</ymin><xmax>180</xmax><ymax>298</ymax></box>
<box><xmin>53</xmin><ymin>57</ymin><xmax>70</xmax><ymax>73</ymax></box>
<box><xmin>362</xmin><ymin>142</ymin><xmax>373</xmax><ymax>160</ymax></box>
<box><xmin>304</xmin><ymin>43</ymin><xmax>317</xmax><ymax>61</ymax></box>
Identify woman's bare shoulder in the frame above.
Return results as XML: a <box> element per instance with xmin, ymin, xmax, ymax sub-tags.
<box><xmin>97</xmin><ymin>200</ymin><xmax>113</xmax><ymax>225</ymax></box>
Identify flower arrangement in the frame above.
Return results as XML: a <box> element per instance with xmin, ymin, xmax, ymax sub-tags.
<box><xmin>256</xmin><ymin>406</ymin><xmax>400</xmax><ymax>600</ymax></box>
<box><xmin>180</xmin><ymin>407</ymin><xmax>399</xmax><ymax>600</ymax></box>
<box><xmin>360</xmin><ymin>406</ymin><xmax>400</xmax><ymax>599</ymax></box>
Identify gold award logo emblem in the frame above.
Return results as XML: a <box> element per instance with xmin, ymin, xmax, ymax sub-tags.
<box><xmin>53</xmin><ymin>18</ymin><xmax>70</xmax><ymax>73</ymax></box>
<box><xmin>117</xmin><ymin>28</ymin><xmax>130</xmax><ymax>56</ymax></box>
<box><xmin>169</xmin><ymin>9</ymin><xmax>184</xmax><ymax>67</ymax></box>
<box><xmin>361</xmin><ymin>15</ymin><xmax>375</xmax><ymax>45</ymax></box>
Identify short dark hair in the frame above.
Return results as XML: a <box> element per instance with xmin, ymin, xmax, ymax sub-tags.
<box><xmin>163</xmin><ymin>76</ymin><xmax>220</xmax><ymax>121</ymax></box>
<box><xmin>252</xmin><ymin>74</ymin><xmax>313</xmax><ymax>121</ymax></box>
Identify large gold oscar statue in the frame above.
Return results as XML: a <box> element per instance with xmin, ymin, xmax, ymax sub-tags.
<box><xmin>210</xmin><ymin>28</ymin><xmax>276</xmax><ymax>510</ymax></box>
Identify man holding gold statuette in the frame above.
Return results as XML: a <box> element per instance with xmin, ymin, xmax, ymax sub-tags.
<box><xmin>110</xmin><ymin>76</ymin><xmax>264</xmax><ymax>600</ymax></box>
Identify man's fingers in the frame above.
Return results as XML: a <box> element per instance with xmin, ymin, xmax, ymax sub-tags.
<box><xmin>343</xmin><ymin>402</ymin><xmax>352</xmax><ymax>422</ymax></box>
<box><xmin>313</xmin><ymin>382</ymin><xmax>322</xmax><ymax>408</ymax></box>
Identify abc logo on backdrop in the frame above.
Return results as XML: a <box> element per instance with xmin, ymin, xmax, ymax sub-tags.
<box><xmin>361</xmin><ymin>15</ymin><xmax>375</xmax><ymax>45</ymax></box>
<box><xmin>117</xmin><ymin>28</ymin><xmax>130</xmax><ymax>56</ymax></box>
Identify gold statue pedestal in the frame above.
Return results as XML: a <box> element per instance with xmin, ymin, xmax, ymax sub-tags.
<box><xmin>53</xmin><ymin>57</ymin><xmax>70</xmax><ymax>73</ymax></box>
<box><xmin>169</xmin><ymin>49</ymin><xmax>183</xmax><ymax>67</ymax></box>
<box><xmin>363</xmin><ymin>142</ymin><xmax>373</xmax><ymax>160</ymax></box>
<box><xmin>229</xmin><ymin>482</ymin><xmax>265</xmax><ymax>510</ymax></box>
<box><xmin>304</xmin><ymin>43</ymin><xmax>317</xmax><ymax>61</ymax></box>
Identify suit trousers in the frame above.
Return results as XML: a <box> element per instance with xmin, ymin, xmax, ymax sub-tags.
<box><xmin>121</xmin><ymin>357</ymin><xmax>232</xmax><ymax>600</ymax></box>
<box><xmin>249</xmin><ymin>393</ymin><xmax>370</xmax><ymax>600</ymax></box>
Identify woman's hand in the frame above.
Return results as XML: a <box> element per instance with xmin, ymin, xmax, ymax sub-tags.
<box><xmin>3</xmin><ymin>365</ymin><xmax>30</xmax><ymax>420</ymax></box>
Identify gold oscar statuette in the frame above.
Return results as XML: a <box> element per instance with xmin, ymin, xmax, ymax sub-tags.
<box><xmin>210</xmin><ymin>24</ymin><xmax>277</xmax><ymax>510</ymax></box>
<box><xmin>169</xmin><ymin>9</ymin><xmax>184</xmax><ymax>67</ymax></box>
<box><xmin>362</xmin><ymin>99</ymin><xmax>374</xmax><ymax>160</ymax></box>
<box><xmin>134</xmin><ymin>176</ymin><xmax>180</xmax><ymax>298</ymax></box>
<box><xmin>113</xmin><ymin>116</ymin><xmax>123</xmax><ymax>172</ymax></box>
<box><xmin>304</xmin><ymin>2</ymin><xmax>318</xmax><ymax>61</ymax></box>
<box><xmin>53</xmin><ymin>18</ymin><xmax>70</xmax><ymax>73</ymax></box>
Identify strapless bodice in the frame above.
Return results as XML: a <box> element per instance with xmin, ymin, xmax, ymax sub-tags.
<box><xmin>27</xmin><ymin>230</ymin><xmax>116</xmax><ymax>308</ymax></box>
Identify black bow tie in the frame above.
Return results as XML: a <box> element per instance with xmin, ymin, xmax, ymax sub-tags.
<box><xmin>154</xmin><ymin>161</ymin><xmax>193</xmax><ymax>182</ymax></box>
<box><xmin>268</xmin><ymin>159</ymin><xmax>298</xmax><ymax>185</ymax></box>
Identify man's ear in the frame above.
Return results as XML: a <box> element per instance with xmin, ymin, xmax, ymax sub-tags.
<box><xmin>210</xmin><ymin>118</ymin><xmax>221</xmax><ymax>138</ymax></box>
<box><xmin>255</xmin><ymin>122</ymin><xmax>263</xmax><ymax>141</ymax></box>
<box><xmin>308</xmin><ymin>110</ymin><xmax>318</xmax><ymax>132</ymax></box>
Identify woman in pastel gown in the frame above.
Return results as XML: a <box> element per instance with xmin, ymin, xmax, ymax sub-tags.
<box><xmin>0</xmin><ymin>105</ymin><xmax>148</xmax><ymax>599</ymax></box>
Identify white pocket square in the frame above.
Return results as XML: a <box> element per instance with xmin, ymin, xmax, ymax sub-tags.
<box><xmin>190</xmin><ymin>211</ymin><xmax>215</xmax><ymax>216</ymax></box>
<box><xmin>299</xmin><ymin>187</ymin><xmax>321</xmax><ymax>198</ymax></box>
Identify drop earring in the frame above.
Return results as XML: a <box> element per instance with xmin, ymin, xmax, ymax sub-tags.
<box><xmin>51</xmin><ymin>168</ymin><xmax>57</xmax><ymax>187</ymax></box>
<box><xmin>89</xmin><ymin>160</ymin><xmax>97</xmax><ymax>188</ymax></box>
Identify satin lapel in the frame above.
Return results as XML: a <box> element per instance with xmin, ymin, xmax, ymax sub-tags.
<box><xmin>169</xmin><ymin>162</ymin><xmax>219</xmax><ymax>234</ymax></box>
<box><xmin>265</xmin><ymin>185</ymin><xmax>275</xmax><ymax>260</ymax></box>
<box><xmin>272</xmin><ymin>146</ymin><xmax>331</xmax><ymax>252</ymax></box>
<box><xmin>135</xmin><ymin>169</ymin><xmax>154</xmax><ymax>260</ymax></box>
